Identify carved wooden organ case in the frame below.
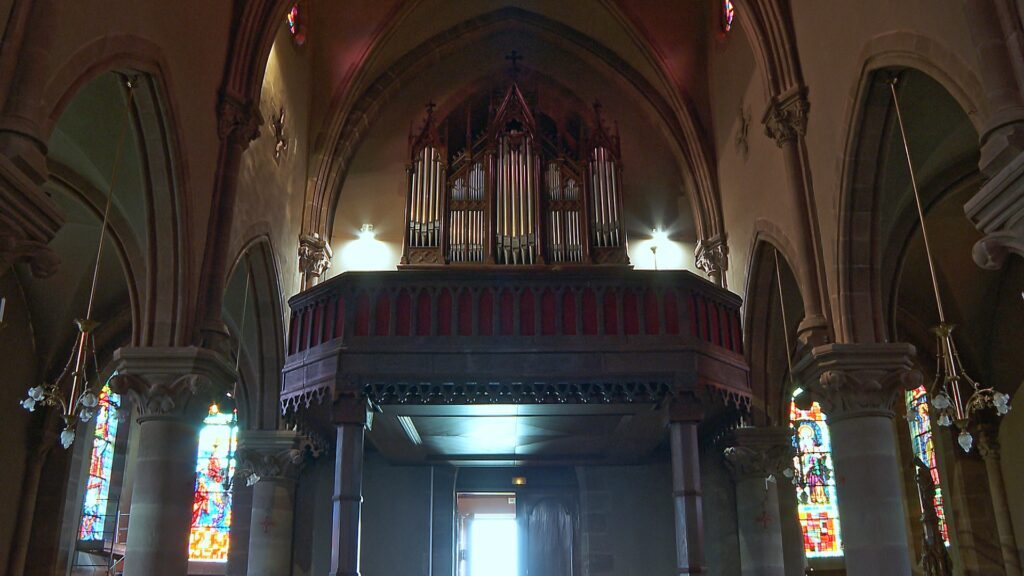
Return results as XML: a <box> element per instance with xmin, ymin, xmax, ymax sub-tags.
<box><xmin>401</xmin><ymin>80</ymin><xmax>629</xmax><ymax>268</ymax></box>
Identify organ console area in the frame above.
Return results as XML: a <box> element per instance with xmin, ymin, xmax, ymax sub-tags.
<box><xmin>401</xmin><ymin>68</ymin><xmax>630</xmax><ymax>268</ymax></box>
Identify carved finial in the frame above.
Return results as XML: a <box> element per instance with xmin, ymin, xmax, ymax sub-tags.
<box><xmin>425</xmin><ymin>101</ymin><xmax>437</xmax><ymax>116</ymax></box>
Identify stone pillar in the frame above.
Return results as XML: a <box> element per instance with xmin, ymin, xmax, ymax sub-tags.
<box><xmin>723</xmin><ymin>427</ymin><xmax>793</xmax><ymax>576</ymax></box>
<box><xmin>195</xmin><ymin>97</ymin><xmax>261</xmax><ymax>351</ymax></box>
<box><xmin>962</xmin><ymin>0</ymin><xmax>1024</xmax><ymax>267</ymax></box>
<box><xmin>795</xmin><ymin>343</ymin><xmax>921</xmax><ymax>576</ymax></box>
<box><xmin>975</xmin><ymin>419</ymin><xmax>1023</xmax><ymax>576</ymax></box>
<box><xmin>330</xmin><ymin>400</ymin><xmax>368</xmax><ymax>576</ymax></box>
<box><xmin>695</xmin><ymin>236</ymin><xmax>729</xmax><ymax>288</ymax></box>
<box><xmin>109</xmin><ymin>347</ymin><xmax>235</xmax><ymax>576</ymax></box>
<box><xmin>298</xmin><ymin>233</ymin><xmax>333</xmax><ymax>290</ymax></box>
<box><xmin>763</xmin><ymin>90</ymin><xmax>830</xmax><ymax>346</ymax></box>
<box><xmin>236</xmin><ymin>430</ymin><xmax>310</xmax><ymax>576</ymax></box>
<box><xmin>670</xmin><ymin>404</ymin><xmax>706</xmax><ymax>575</ymax></box>
<box><xmin>776</xmin><ymin>470</ymin><xmax>808</xmax><ymax>576</ymax></box>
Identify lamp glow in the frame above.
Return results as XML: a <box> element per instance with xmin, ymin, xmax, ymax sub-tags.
<box><xmin>339</xmin><ymin>223</ymin><xmax>398</xmax><ymax>272</ymax></box>
<box><xmin>631</xmin><ymin>228</ymin><xmax>687</xmax><ymax>270</ymax></box>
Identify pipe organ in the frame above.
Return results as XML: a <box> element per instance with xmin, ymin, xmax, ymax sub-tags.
<box><xmin>401</xmin><ymin>75</ymin><xmax>628</xmax><ymax>268</ymax></box>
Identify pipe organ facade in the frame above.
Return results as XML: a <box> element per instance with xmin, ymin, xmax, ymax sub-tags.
<box><xmin>401</xmin><ymin>76</ymin><xmax>629</xmax><ymax>268</ymax></box>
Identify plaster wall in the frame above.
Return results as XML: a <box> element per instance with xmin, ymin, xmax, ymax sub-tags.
<box><xmin>0</xmin><ymin>274</ymin><xmax>38</xmax><ymax>570</ymax></box>
<box><xmin>235</xmin><ymin>23</ymin><xmax>313</xmax><ymax>311</ymax></box>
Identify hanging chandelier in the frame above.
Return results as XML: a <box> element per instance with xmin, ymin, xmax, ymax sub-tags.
<box><xmin>887</xmin><ymin>76</ymin><xmax>1010</xmax><ymax>452</ymax></box>
<box><xmin>19</xmin><ymin>76</ymin><xmax>136</xmax><ymax>449</ymax></box>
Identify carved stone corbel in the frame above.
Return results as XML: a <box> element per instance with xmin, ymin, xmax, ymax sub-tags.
<box><xmin>217</xmin><ymin>96</ymin><xmax>263</xmax><ymax>149</ymax></box>
<box><xmin>298</xmin><ymin>233</ymin><xmax>332</xmax><ymax>289</ymax></box>
<box><xmin>235</xmin><ymin>430</ymin><xmax>314</xmax><ymax>487</ymax></box>
<box><xmin>723</xmin><ymin>426</ymin><xmax>795</xmax><ymax>481</ymax></box>
<box><xmin>763</xmin><ymin>89</ymin><xmax>810</xmax><ymax>147</ymax></box>
<box><xmin>695</xmin><ymin>235</ymin><xmax>729</xmax><ymax>287</ymax></box>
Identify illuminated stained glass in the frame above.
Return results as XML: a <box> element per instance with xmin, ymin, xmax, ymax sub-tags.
<box><xmin>791</xmin><ymin>399</ymin><xmax>843</xmax><ymax>557</ymax></box>
<box><xmin>287</xmin><ymin>5</ymin><xmax>299</xmax><ymax>36</ymax></box>
<box><xmin>79</xmin><ymin>383</ymin><xmax>121</xmax><ymax>541</ymax></box>
<box><xmin>722</xmin><ymin>0</ymin><xmax>736</xmax><ymax>33</ymax></box>
<box><xmin>188</xmin><ymin>404</ymin><xmax>238</xmax><ymax>562</ymax></box>
<box><xmin>906</xmin><ymin>385</ymin><xmax>950</xmax><ymax>545</ymax></box>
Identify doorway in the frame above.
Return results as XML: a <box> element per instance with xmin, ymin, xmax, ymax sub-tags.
<box><xmin>457</xmin><ymin>493</ymin><xmax>518</xmax><ymax>576</ymax></box>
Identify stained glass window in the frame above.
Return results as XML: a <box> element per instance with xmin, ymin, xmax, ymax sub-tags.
<box><xmin>79</xmin><ymin>383</ymin><xmax>121</xmax><ymax>541</ymax></box>
<box><xmin>906</xmin><ymin>385</ymin><xmax>950</xmax><ymax>545</ymax></box>
<box><xmin>188</xmin><ymin>403</ymin><xmax>238</xmax><ymax>562</ymax></box>
<box><xmin>722</xmin><ymin>0</ymin><xmax>736</xmax><ymax>33</ymax></box>
<box><xmin>287</xmin><ymin>4</ymin><xmax>299</xmax><ymax>36</ymax></box>
<box><xmin>791</xmin><ymin>399</ymin><xmax>843</xmax><ymax>557</ymax></box>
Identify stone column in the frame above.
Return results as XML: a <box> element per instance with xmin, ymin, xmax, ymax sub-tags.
<box><xmin>723</xmin><ymin>427</ymin><xmax>793</xmax><ymax>576</ymax></box>
<box><xmin>670</xmin><ymin>404</ymin><xmax>706</xmax><ymax>575</ymax></box>
<box><xmin>975</xmin><ymin>419</ymin><xmax>1022</xmax><ymax>576</ymax></box>
<box><xmin>109</xmin><ymin>347</ymin><xmax>235</xmax><ymax>576</ymax></box>
<box><xmin>763</xmin><ymin>90</ymin><xmax>830</xmax><ymax>346</ymax></box>
<box><xmin>776</xmin><ymin>470</ymin><xmax>808</xmax><ymax>576</ymax></box>
<box><xmin>236</xmin><ymin>430</ymin><xmax>310</xmax><ymax>576</ymax></box>
<box><xmin>195</xmin><ymin>97</ymin><xmax>262</xmax><ymax>351</ymax></box>
<box><xmin>330</xmin><ymin>400</ymin><xmax>369</xmax><ymax>576</ymax></box>
<box><xmin>795</xmin><ymin>343</ymin><xmax>921</xmax><ymax>576</ymax></box>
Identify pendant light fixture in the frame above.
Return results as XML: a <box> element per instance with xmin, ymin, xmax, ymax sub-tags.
<box><xmin>887</xmin><ymin>76</ymin><xmax>1010</xmax><ymax>452</ymax></box>
<box><xmin>19</xmin><ymin>76</ymin><xmax>136</xmax><ymax>448</ymax></box>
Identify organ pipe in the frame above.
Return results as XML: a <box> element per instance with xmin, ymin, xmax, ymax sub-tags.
<box><xmin>403</xmin><ymin>82</ymin><xmax>628</xmax><ymax>268</ymax></box>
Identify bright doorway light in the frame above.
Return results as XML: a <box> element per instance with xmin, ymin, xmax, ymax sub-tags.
<box><xmin>457</xmin><ymin>492</ymin><xmax>518</xmax><ymax>576</ymax></box>
<box><xmin>468</xmin><ymin>516</ymin><xmax>518</xmax><ymax>576</ymax></box>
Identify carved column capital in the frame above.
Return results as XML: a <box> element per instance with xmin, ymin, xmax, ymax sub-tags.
<box><xmin>793</xmin><ymin>343</ymin><xmax>922</xmax><ymax>422</ymax></box>
<box><xmin>298</xmin><ymin>233</ymin><xmax>333</xmax><ymax>287</ymax></box>
<box><xmin>217</xmin><ymin>95</ymin><xmax>263</xmax><ymax>148</ymax></box>
<box><xmin>108</xmin><ymin>346</ymin><xmax>236</xmax><ymax>423</ymax></box>
<box><xmin>762</xmin><ymin>89</ymin><xmax>810</xmax><ymax>147</ymax></box>
<box><xmin>723</xmin><ymin>426</ymin><xmax>795</xmax><ymax>480</ymax></box>
<box><xmin>695</xmin><ymin>236</ymin><xmax>729</xmax><ymax>286</ymax></box>
<box><xmin>235</xmin><ymin>430</ymin><xmax>316</xmax><ymax>486</ymax></box>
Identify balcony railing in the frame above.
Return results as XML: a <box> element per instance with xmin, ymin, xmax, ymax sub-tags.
<box><xmin>281</xmin><ymin>268</ymin><xmax>750</xmax><ymax>416</ymax></box>
<box><xmin>286</xmin><ymin>269</ymin><xmax>743</xmax><ymax>354</ymax></box>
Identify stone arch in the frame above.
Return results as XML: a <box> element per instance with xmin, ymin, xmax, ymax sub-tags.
<box><xmin>224</xmin><ymin>234</ymin><xmax>286</xmax><ymax>432</ymax></box>
<box><xmin>46</xmin><ymin>161</ymin><xmax>146</xmax><ymax>347</ymax></box>
<box><xmin>306</xmin><ymin>7</ymin><xmax>722</xmax><ymax>249</ymax></box>
<box><xmin>731</xmin><ymin>0</ymin><xmax>805</xmax><ymax>99</ymax></box>
<box><xmin>43</xmin><ymin>39</ymin><xmax>191</xmax><ymax>347</ymax></box>
<box><xmin>743</xmin><ymin>221</ymin><xmax>804</xmax><ymax>427</ymax></box>
<box><xmin>836</xmin><ymin>44</ymin><xmax>984</xmax><ymax>344</ymax></box>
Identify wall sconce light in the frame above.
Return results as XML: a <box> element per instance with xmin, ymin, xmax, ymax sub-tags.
<box><xmin>512</xmin><ymin>476</ymin><xmax>527</xmax><ymax>486</ymax></box>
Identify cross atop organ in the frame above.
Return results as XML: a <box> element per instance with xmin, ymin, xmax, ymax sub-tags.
<box><xmin>401</xmin><ymin>66</ymin><xmax>629</xmax><ymax>268</ymax></box>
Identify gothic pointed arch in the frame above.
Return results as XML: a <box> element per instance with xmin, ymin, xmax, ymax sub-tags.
<box><xmin>224</xmin><ymin>233</ymin><xmax>286</xmax><ymax>432</ymax></box>
<box><xmin>742</xmin><ymin>222</ymin><xmax>804</xmax><ymax>426</ymax></box>
<box><xmin>305</xmin><ymin>7</ymin><xmax>722</xmax><ymax>255</ymax></box>
<box><xmin>43</xmin><ymin>40</ymin><xmax>192</xmax><ymax>347</ymax></box>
